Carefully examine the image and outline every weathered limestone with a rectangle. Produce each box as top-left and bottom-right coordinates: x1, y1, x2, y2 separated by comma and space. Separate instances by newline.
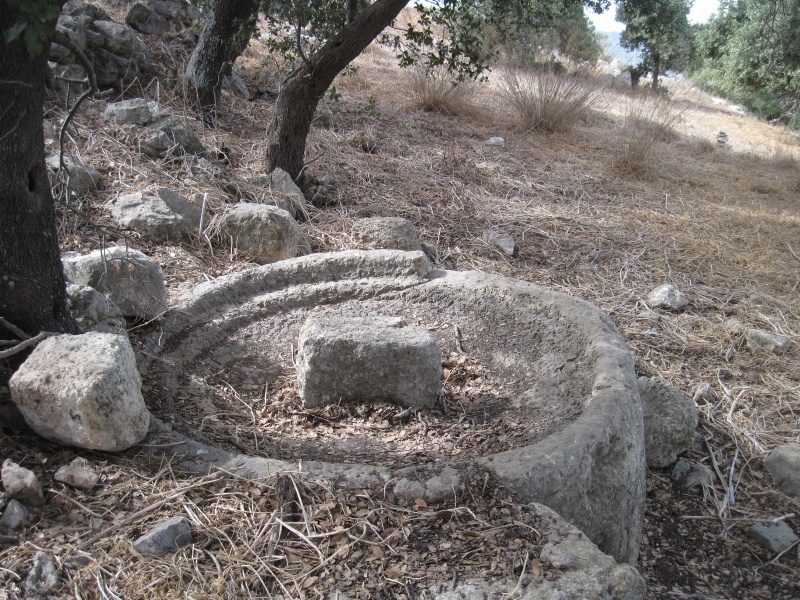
54, 458, 100, 491
220, 203, 300, 264
747, 521, 799, 554
639, 376, 698, 468
106, 188, 206, 241
647, 284, 687, 310
66, 283, 125, 334
62, 247, 167, 320
297, 317, 441, 409
765, 444, 800, 496
139, 117, 206, 158
352, 217, 422, 252
103, 98, 169, 125
482, 229, 516, 256
1, 460, 45, 507
133, 516, 193, 555
144, 251, 645, 564
9, 333, 150, 452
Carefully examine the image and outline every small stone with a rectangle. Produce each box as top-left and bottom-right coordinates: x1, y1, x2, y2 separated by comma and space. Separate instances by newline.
220, 203, 300, 265
1, 460, 45, 507
764, 444, 800, 497
104, 98, 169, 126
54, 458, 100, 491
125, 3, 171, 35
639, 376, 698, 468
744, 328, 792, 355
0, 499, 32, 531
647, 284, 687, 310
66, 283, 124, 333
747, 521, 799, 554
482, 229, 516, 256
692, 383, 719, 405
25, 552, 59, 596
352, 217, 422, 252
139, 117, 206, 158
672, 460, 692, 481
683, 463, 714, 489
133, 516, 193, 555
485, 136, 505, 146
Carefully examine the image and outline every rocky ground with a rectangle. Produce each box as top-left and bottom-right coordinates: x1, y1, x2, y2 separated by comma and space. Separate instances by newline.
1, 2, 800, 598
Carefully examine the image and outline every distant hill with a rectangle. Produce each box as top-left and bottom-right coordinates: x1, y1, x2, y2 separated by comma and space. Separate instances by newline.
597, 31, 641, 65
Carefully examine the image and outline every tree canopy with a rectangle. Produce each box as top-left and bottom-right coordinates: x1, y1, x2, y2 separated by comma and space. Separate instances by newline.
617, 0, 693, 90
690, 0, 800, 125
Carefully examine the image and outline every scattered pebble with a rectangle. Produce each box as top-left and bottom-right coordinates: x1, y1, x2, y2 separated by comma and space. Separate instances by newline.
485, 136, 505, 146
1, 460, 45, 507
54, 458, 100, 491
747, 521, 799, 554
25, 551, 59, 596
764, 444, 800, 497
0, 499, 32, 531
133, 516, 193, 555
482, 229, 516, 257
647, 284, 687, 310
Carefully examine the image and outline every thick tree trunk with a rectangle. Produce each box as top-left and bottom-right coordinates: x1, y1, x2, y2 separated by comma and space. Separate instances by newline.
266, 0, 409, 180
652, 52, 661, 91
184, 0, 260, 122
0, 1, 77, 338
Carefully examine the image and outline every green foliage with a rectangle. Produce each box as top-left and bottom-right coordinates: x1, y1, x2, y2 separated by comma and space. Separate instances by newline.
617, 0, 693, 87
2, 0, 60, 56
689, 0, 800, 125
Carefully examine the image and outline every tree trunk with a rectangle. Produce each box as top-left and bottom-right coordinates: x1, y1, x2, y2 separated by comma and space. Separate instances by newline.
266, 0, 409, 181
0, 1, 77, 339
652, 51, 661, 91
184, 0, 260, 122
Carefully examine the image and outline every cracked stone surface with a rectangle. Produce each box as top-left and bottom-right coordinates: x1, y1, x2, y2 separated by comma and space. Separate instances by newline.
140, 250, 645, 564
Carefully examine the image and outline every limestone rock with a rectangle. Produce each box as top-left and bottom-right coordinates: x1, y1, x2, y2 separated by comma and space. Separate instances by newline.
133, 516, 192, 555
9, 332, 150, 452
764, 444, 800, 496
50, 5, 151, 90
744, 327, 792, 355
0, 499, 32, 531
25, 552, 59, 596
485, 136, 505, 146
66, 283, 125, 334
222, 72, 250, 100
482, 229, 516, 256
139, 118, 205, 158
125, 3, 170, 34
220, 203, 300, 264
647, 284, 687, 310
62, 247, 168, 320
45, 154, 101, 194
747, 521, 799, 554
352, 217, 422, 252
54, 458, 100, 491
147, 0, 200, 27
103, 98, 169, 126
639, 376, 698, 468
240, 168, 305, 218
106, 190, 204, 241
1, 460, 45, 507
297, 316, 442, 409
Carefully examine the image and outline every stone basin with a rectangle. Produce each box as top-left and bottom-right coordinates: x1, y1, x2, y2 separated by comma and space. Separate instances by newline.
141, 250, 645, 564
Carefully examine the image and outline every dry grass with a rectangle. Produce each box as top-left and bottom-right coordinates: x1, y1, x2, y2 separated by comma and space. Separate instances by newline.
499, 66, 605, 133
612, 91, 684, 176
408, 65, 478, 116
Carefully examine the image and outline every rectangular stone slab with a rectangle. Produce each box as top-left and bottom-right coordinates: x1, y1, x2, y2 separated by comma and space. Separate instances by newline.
297, 316, 441, 409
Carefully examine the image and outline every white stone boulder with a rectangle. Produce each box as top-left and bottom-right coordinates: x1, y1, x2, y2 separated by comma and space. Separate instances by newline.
352, 217, 422, 252
106, 189, 206, 241
220, 203, 300, 264
297, 316, 442, 409
9, 332, 150, 452
640, 376, 698, 468
103, 98, 169, 126
62, 247, 167, 320
647, 284, 687, 310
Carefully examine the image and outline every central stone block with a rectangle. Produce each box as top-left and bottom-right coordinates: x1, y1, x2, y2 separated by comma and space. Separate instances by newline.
297, 316, 441, 409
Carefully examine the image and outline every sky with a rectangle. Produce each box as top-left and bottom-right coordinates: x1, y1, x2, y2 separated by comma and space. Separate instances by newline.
587, 0, 721, 32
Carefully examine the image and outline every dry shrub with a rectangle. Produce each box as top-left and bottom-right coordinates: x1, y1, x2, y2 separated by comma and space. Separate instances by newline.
613, 93, 684, 176
499, 66, 605, 133
409, 65, 477, 116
